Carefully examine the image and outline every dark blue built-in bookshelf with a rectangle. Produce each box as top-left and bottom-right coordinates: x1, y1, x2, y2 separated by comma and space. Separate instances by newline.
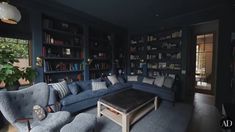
42, 15, 113, 82
42, 15, 84, 83
129, 29, 182, 77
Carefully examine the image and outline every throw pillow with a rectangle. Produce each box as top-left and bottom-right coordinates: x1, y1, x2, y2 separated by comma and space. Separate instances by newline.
142, 77, 155, 84
67, 82, 81, 95
127, 75, 138, 81
154, 76, 165, 87
33, 105, 47, 121
91, 81, 107, 91
117, 76, 125, 83
107, 75, 119, 85
163, 76, 175, 88
50, 81, 70, 99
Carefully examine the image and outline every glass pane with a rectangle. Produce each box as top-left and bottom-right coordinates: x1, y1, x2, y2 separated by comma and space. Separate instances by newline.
205, 34, 213, 43
205, 44, 212, 52
197, 35, 204, 44
198, 44, 204, 52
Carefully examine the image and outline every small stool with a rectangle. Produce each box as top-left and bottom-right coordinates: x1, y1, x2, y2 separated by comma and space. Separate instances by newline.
60, 113, 96, 132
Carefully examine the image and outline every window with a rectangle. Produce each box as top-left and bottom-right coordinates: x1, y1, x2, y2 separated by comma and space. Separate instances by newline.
0, 37, 31, 88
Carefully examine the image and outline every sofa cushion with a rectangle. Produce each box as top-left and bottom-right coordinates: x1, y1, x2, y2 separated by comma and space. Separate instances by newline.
76, 81, 92, 91
127, 75, 138, 81
107, 83, 130, 92
61, 89, 109, 106
163, 77, 175, 88
50, 81, 70, 99
117, 76, 126, 83
138, 76, 144, 82
91, 82, 107, 91
154, 76, 165, 87
67, 82, 81, 95
131, 82, 175, 101
107, 75, 119, 85
142, 77, 154, 84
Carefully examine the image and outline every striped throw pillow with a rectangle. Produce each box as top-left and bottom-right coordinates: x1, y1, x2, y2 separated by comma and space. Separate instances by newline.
50, 81, 70, 99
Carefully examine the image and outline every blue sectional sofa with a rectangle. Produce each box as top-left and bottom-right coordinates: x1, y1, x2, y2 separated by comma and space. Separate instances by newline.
49, 75, 179, 114
50, 81, 131, 114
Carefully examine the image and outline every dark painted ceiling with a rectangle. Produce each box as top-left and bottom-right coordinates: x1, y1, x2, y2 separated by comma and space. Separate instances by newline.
49, 0, 229, 29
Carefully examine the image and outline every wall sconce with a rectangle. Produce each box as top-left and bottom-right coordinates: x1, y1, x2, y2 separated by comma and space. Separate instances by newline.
0, 2, 21, 24
86, 58, 93, 65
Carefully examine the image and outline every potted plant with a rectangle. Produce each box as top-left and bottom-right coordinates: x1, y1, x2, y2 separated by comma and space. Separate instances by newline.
0, 46, 37, 91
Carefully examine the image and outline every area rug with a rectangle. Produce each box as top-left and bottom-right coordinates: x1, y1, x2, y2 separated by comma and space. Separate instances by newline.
85, 102, 193, 132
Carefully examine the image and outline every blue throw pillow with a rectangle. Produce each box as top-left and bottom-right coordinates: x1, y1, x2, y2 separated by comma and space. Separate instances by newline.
67, 82, 81, 95
117, 76, 126, 83
76, 81, 92, 91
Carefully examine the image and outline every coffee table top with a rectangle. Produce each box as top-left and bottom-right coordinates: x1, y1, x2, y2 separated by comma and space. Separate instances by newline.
99, 89, 155, 113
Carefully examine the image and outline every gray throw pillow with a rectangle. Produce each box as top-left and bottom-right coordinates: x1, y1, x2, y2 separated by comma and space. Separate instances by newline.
142, 77, 155, 84
163, 76, 175, 88
50, 81, 70, 99
154, 76, 165, 87
127, 75, 138, 81
107, 75, 119, 85
91, 81, 107, 91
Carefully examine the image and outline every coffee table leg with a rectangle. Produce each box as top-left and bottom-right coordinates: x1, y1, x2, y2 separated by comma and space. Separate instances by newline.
154, 97, 158, 110
97, 101, 101, 117
122, 114, 129, 132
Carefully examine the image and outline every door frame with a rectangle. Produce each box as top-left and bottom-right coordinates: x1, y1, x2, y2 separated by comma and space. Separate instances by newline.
192, 32, 216, 95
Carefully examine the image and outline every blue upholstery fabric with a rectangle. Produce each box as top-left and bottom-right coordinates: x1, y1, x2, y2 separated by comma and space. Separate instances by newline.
67, 82, 80, 95
76, 81, 92, 91
117, 76, 126, 83
60, 113, 96, 132
62, 89, 109, 106
60, 82, 131, 113
0, 83, 71, 132
130, 82, 176, 102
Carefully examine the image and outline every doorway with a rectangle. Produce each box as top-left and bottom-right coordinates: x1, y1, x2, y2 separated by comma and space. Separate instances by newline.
195, 33, 214, 94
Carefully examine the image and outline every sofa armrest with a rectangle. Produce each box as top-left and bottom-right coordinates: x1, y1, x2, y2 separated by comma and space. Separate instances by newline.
48, 87, 61, 112
48, 87, 59, 105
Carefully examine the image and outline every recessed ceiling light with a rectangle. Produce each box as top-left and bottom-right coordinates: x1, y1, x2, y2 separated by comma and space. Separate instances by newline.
155, 14, 159, 17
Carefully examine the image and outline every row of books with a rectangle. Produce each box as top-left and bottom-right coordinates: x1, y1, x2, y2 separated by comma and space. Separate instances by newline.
147, 63, 181, 70
44, 62, 83, 72
90, 63, 110, 70
147, 52, 181, 60
146, 30, 182, 42
129, 46, 145, 52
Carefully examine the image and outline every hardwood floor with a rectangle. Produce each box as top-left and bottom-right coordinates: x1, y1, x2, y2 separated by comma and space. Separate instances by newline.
188, 93, 222, 132
0, 93, 222, 132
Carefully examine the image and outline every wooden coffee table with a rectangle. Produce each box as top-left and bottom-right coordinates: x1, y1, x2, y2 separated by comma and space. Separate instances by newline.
97, 89, 158, 132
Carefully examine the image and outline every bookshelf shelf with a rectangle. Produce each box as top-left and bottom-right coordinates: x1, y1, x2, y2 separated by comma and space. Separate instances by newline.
44, 70, 83, 74
43, 43, 82, 48
44, 57, 83, 61
43, 27, 73, 36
